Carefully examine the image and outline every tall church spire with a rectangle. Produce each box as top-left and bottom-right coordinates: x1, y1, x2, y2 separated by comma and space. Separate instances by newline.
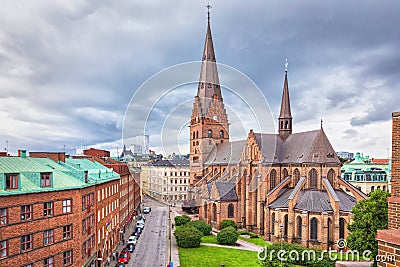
197, 5, 222, 115
278, 59, 293, 138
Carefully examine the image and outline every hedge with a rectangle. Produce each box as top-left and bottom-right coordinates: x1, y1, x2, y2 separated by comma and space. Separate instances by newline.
174, 215, 191, 226
187, 220, 212, 236
220, 219, 237, 230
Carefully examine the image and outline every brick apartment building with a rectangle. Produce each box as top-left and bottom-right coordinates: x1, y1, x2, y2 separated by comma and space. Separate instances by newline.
0, 151, 136, 267
81, 149, 141, 236
376, 111, 400, 266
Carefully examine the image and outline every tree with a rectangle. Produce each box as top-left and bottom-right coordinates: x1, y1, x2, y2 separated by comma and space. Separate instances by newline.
187, 220, 212, 235
174, 225, 203, 248
217, 226, 239, 245
347, 189, 390, 266
220, 219, 237, 230
174, 215, 191, 226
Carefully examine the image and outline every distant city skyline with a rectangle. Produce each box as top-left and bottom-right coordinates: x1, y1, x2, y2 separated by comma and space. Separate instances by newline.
0, 1, 398, 158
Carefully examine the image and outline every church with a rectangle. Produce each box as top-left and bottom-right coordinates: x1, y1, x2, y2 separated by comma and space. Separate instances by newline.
187, 11, 368, 250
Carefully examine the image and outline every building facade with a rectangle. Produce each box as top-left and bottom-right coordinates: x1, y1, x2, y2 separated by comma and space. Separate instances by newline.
341, 152, 391, 194
187, 14, 367, 250
376, 111, 400, 266
147, 158, 190, 203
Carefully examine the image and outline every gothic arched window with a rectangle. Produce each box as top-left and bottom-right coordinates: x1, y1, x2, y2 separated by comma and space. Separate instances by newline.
270, 169, 277, 190
339, 218, 346, 240
208, 130, 212, 138
327, 169, 335, 185
271, 213, 275, 236
310, 218, 318, 240
297, 216, 302, 238
219, 130, 224, 138
294, 169, 300, 185
309, 168, 318, 189
212, 203, 217, 221
283, 168, 288, 179
228, 204, 234, 218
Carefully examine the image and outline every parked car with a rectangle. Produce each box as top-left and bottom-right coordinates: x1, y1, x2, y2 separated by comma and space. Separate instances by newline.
136, 221, 145, 229
118, 250, 130, 264
126, 243, 135, 253
127, 235, 137, 245
143, 207, 151, 214
115, 263, 125, 267
135, 227, 143, 234
140, 215, 146, 221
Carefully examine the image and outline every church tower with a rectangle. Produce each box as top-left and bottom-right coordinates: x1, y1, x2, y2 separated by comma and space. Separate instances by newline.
278, 60, 293, 139
190, 8, 229, 186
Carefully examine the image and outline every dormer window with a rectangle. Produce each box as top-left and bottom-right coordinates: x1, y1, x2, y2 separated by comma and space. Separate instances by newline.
41, 172, 51, 187
5, 173, 18, 190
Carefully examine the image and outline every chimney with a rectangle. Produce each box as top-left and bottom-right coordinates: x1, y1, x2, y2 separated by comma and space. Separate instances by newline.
18, 150, 27, 158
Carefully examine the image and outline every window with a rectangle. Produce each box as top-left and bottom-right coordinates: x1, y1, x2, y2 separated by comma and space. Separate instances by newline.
271, 213, 275, 236
44, 256, 54, 267
219, 130, 224, 138
21, 234, 33, 251
297, 216, 302, 238
0, 240, 7, 258
309, 169, 318, 189
44, 202, 53, 217
283, 214, 288, 238
21, 205, 32, 221
63, 250, 73, 266
62, 199, 72, 214
269, 170, 277, 190
63, 225, 72, 239
339, 218, 346, 240
212, 203, 217, 222
283, 168, 288, 179
5, 173, 18, 189
82, 219, 87, 234
371, 186, 375, 192
310, 218, 318, 240
228, 204, 234, 218
208, 130, 212, 138
0, 208, 7, 225
44, 229, 54, 245
327, 169, 335, 185
40, 172, 51, 187
293, 169, 300, 185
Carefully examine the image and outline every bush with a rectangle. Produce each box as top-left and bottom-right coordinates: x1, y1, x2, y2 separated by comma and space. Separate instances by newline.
258, 242, 336, 267
220, 219, 237, 230
175, 215, 191, 226
174, 225, 202, 248
217, 226, 239, 245
239, 231, 258, 238
187, 220, 212, 236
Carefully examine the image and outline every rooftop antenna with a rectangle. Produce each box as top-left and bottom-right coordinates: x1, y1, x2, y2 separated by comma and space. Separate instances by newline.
206, 2, 212, 22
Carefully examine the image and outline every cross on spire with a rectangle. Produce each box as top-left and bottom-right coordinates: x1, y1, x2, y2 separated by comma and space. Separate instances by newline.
206, 3, 212, 22
285, 58, 289, 72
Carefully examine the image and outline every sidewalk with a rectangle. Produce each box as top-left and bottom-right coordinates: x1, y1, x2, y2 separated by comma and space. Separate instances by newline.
108, 216, 139, 266
170, 207, 182, 267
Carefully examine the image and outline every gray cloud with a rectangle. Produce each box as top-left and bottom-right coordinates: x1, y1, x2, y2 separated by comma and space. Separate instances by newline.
0, 0, 398, 157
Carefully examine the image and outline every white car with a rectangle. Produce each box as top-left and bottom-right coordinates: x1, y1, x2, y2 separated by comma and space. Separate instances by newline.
136, 221, 145, 229
143, 207, 151, 214
127, 236, 137, 245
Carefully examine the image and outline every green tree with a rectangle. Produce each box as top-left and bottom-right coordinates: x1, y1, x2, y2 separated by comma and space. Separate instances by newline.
220, 219, 237, 230
187, 220, 212, 235
217, 226, 239, 245
347, 189, 390, 266
174, 215, 191, 226
174, 225, 203, 248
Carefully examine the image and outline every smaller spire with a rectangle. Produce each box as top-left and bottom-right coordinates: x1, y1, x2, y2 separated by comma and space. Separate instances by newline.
321, 118, 323, 130
206, 2, 212, 23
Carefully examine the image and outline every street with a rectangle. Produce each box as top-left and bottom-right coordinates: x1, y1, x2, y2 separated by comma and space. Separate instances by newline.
128, 197, 169, 267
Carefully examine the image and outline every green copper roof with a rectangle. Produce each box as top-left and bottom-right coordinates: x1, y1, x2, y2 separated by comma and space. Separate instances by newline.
0, 157, 88, 196
0, 157, 120, 196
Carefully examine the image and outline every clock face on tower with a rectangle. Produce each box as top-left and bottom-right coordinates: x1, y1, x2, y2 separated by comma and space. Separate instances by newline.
213, 115, 218, 120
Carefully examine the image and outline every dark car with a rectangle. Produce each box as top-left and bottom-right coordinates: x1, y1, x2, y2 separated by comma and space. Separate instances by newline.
126, 243, 135, 253
135, 227, 143, 234
115, 263, 125, 267
118, 250, 130, 264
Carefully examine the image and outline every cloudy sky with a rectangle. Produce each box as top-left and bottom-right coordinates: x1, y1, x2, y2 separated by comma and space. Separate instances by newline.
0, 0, 398, 158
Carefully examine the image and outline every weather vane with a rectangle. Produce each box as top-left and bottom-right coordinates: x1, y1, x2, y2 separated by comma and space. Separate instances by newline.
206, 2, 212, 22
285, 58, 288, 72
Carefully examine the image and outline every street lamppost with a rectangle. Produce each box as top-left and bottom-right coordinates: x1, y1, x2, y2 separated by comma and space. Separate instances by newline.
167, 176, 172, 266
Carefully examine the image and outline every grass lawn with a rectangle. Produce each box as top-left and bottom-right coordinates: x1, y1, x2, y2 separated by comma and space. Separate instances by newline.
179, 245, 261, 267
201, 235, 218, 244
238, 236, 271, 247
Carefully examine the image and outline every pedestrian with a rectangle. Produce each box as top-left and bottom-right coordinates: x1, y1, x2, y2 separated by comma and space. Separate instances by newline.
112, 252, 116, 261
106, 256, 110, 266
172, 223, 175, 229
116, 252, 119, 260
